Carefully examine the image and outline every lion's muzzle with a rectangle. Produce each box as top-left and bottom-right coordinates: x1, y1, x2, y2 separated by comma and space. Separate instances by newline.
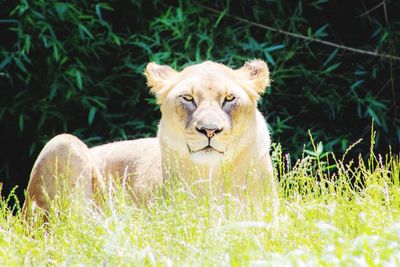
195, 126, 223, 138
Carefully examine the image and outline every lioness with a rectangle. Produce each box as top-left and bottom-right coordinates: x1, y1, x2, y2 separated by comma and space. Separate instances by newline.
23, 60, 277, 214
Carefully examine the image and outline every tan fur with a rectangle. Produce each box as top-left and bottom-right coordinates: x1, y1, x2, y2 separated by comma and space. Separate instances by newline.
23, 60, 277, 215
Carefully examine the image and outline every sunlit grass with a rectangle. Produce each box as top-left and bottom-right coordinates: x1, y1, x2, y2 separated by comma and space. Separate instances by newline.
1, 144, 400, 266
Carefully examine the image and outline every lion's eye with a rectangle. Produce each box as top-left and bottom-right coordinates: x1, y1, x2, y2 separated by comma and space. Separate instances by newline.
224, 94, 235, 102
182, 95, 194, 102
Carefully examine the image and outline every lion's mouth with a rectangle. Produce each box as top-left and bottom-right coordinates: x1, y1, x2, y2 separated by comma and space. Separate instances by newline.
187, 144, 224, 154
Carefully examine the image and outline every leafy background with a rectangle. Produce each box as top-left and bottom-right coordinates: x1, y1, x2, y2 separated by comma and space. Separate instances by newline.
1, 0, 399, 201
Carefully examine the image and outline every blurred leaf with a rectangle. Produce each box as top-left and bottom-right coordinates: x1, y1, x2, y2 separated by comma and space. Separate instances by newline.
68, 69, 83, 90
14, 57, 27, 73
0, 57, 11, 69
88, 107, 96, 125
322, 48, 338, 66
213, 9, 227, 28
307, 27, 312, 37
284, 51, 295, 61
53, 44, 60, 61
263, 51, 275, 65
314, 24, 329, 38
367, 107, 381, 125
310, 0, 329, 10
78, 24, 94, 40
49, 85, 57, 100
54, 3, 69, 19
29, 142, 36, 156
18, 114, 24, 132
317, 142, 323, 156
22, 35, 31, 53
324, 63, 340, 73
265, 44, 285, 52
354, 69, 367, 76
350, 80, 364, 90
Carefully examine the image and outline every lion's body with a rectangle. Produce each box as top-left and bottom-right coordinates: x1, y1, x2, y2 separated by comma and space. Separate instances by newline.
23, 60, 277, 215
90, 138, 162, 201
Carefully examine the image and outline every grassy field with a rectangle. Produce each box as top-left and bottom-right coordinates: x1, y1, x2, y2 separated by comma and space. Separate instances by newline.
1, 141, 399, 266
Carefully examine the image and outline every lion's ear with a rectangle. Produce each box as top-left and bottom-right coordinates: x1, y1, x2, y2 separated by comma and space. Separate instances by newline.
237, 59, 270, 94
144, 62, 178, 95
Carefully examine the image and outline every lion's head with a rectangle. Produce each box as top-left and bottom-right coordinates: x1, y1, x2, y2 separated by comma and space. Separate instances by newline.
144, 60, 270, 167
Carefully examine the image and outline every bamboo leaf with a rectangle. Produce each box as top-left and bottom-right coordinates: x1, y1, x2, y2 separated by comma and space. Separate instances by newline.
14, 57, 27, 73
74, 69, 83, 90
18, 114, 24, 132
324, 63, 340, 73
265, 44, 285, 52
350, 80, 364, 90
78, 24, 94, 40
88, 107, 96, 125
322, 48, 338, 66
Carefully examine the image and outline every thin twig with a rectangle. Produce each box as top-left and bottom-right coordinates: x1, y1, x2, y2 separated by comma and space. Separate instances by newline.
358, 2, 384, 17
382, 0, 390, 25
196, 3, 400, 61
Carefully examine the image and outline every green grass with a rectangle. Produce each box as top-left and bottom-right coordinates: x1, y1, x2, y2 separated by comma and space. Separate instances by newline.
1, 144, 400, 266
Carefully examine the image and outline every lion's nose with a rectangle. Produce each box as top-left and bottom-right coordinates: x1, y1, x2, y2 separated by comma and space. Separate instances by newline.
196, 127, 223, 138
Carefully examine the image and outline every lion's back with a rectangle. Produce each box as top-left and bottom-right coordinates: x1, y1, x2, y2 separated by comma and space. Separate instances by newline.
90, 137, 162, 193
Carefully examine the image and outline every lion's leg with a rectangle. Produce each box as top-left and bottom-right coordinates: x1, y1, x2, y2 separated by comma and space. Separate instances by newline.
22, 134, 103, 216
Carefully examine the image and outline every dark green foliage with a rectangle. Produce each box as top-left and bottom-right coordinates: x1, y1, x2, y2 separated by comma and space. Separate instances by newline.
1, 0, 399, 199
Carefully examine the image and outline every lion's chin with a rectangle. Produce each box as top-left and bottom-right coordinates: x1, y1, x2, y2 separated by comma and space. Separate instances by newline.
190, 149, 224, 166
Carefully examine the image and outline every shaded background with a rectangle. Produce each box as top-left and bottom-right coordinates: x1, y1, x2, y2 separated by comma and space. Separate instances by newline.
1, 0, 399, 202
